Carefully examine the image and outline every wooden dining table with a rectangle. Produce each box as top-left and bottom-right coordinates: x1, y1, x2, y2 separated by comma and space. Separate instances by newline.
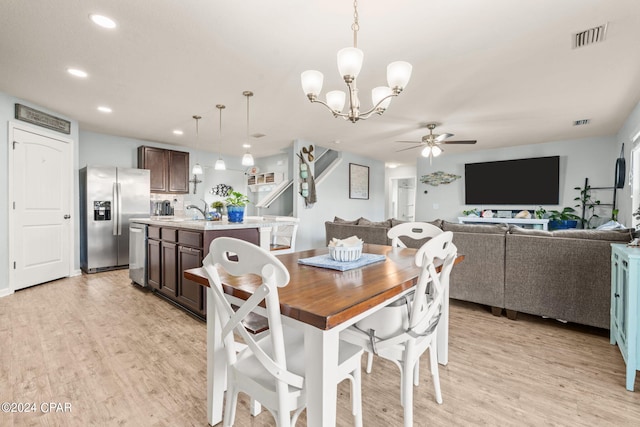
184, 243, 463, 427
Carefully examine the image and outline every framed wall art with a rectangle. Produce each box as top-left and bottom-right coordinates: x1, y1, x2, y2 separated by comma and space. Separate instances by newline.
349, 163, 369, 200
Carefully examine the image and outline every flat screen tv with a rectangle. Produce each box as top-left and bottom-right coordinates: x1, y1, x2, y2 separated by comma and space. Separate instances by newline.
464, 156, 560, 205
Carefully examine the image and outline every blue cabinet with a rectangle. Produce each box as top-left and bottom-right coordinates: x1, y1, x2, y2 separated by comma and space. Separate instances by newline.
610, 244, 640, 391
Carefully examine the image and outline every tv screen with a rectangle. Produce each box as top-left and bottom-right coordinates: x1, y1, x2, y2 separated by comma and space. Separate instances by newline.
464, 156, 560, 205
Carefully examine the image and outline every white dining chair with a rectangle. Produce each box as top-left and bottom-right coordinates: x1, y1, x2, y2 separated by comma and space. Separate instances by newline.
341, 231, 457, 427
363, 222, 444, 373
269, 216, 300, 255
203, 237, 363, 427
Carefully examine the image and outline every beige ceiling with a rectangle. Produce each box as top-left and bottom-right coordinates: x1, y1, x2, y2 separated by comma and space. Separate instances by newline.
2, 0, 640, 166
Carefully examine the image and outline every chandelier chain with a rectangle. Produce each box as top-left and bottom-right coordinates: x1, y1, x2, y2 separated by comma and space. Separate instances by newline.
352, 0, 359, 48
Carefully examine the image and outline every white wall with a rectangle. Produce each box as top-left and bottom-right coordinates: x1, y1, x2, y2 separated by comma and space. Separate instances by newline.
415, 136, 619, 224
614, 101, 640, 227
0, 92, 79, 296
292, 139, 386, 251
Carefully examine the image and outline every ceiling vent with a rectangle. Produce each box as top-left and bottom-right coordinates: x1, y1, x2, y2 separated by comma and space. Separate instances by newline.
573, 23, 607, 48
251, 133, 266, 138
573, 119, 591, 126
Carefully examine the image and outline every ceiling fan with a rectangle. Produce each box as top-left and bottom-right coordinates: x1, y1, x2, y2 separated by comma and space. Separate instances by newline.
396, 123, 477, 161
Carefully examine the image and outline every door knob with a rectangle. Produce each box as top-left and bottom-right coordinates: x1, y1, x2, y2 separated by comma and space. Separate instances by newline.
64, 214, 71, 219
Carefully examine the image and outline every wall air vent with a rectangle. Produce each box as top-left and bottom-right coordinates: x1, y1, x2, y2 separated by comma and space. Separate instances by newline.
573, 23, 607, 48
573, 119, 591, 126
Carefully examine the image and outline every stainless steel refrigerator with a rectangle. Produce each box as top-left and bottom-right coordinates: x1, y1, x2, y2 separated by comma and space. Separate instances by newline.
80, 166, 150, 273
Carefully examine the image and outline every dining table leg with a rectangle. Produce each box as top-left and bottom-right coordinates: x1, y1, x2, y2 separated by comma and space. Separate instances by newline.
207, 287, 226, 426
303, 323, 339, 427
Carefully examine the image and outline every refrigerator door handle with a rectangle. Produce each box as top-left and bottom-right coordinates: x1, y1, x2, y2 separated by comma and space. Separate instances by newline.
113, 182, 118, 236
117, 182, 123, 236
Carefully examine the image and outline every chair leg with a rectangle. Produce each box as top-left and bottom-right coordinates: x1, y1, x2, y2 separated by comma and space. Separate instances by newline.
366, 352, 373, 374
223, 383, 238, 427
402, 363, 414, 427
429, 343, 443, 404
352, 368, 363, 427
250, 399, 262, 416
414, 359, 420, 386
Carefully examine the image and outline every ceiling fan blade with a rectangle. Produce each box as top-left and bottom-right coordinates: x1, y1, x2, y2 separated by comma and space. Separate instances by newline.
395, 140, 423, 144
435, 133, 454, 142
442, 140, 477, 144
395, 145, 423, 152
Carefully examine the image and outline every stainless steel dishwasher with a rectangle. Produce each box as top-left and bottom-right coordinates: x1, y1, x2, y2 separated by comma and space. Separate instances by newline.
129, 223, 147, 287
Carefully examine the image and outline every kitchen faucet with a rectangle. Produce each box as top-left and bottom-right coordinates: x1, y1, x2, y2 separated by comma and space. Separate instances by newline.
186, 199, 208, 219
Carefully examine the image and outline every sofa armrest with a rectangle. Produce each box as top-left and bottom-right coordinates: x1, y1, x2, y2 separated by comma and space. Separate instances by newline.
449, 231, 505, 308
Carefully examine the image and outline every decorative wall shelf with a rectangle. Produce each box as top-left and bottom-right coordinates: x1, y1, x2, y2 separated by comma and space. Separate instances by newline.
247, 172, 284, 192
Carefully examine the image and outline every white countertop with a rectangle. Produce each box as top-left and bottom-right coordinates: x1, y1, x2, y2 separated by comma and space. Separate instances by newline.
131, 217, 294, 231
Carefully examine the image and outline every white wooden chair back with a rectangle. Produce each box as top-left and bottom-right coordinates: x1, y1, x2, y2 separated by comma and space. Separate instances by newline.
202, 237, 304, 391
365, 232, 456, 351
270, 216, 300, 255
387, 222, 442, 248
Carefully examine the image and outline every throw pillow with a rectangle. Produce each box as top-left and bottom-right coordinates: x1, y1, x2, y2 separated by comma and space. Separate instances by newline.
358, 218, 392, 228
334, 216, 359, 225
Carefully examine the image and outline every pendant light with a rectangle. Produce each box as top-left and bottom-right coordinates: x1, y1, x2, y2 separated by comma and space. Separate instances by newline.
241, 90, 255, 167
215, 104, 226, 171
191, 115, 203, 175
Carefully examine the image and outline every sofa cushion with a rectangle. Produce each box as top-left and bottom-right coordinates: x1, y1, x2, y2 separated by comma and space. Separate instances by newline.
442, 221, 509, 234
358, 218, 392, 228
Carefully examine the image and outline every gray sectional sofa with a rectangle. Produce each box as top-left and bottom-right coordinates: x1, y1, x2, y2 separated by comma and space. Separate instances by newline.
325, 217, 634, 329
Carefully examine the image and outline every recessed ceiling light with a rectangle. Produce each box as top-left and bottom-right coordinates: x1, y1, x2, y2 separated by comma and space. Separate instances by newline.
242, 144, 251, 148
89, 14, 117, 29
67, 68, 88, 78
173, 130, 184, 136
97, 106, 112, 113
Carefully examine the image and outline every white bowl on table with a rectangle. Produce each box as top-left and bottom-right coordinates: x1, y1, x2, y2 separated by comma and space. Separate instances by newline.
328, 244, 363, 262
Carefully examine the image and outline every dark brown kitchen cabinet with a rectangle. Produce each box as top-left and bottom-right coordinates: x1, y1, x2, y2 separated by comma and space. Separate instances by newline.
147, 237, 161, 290
159, 241, 178, 298
146, 226, 205, 319
177, 246, 204, 316
138, 146, 189, 194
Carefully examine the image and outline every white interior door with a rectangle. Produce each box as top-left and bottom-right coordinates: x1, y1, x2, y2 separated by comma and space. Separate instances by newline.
10, 125, 72, 290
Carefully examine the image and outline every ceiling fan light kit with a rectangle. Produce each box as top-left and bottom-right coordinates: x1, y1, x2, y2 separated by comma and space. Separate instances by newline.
396, 122, 477, 162
301, 0, 412, 123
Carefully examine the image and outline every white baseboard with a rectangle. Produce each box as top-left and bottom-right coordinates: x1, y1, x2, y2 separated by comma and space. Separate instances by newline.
0, 288, 15, 298
70, 269, 82, 277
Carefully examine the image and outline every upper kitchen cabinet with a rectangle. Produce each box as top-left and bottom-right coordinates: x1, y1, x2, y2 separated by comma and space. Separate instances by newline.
138, 146, 189, 193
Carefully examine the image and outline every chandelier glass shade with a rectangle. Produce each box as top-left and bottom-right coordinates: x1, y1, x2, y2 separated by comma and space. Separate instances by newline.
301, 0, 412, 123
215, 105, 226, 171
191, 115, 203, 175
241, 91, 255, 167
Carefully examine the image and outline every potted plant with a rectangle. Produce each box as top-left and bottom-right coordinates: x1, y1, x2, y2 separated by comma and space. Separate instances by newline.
547, 207, 580, 230
210, 201, 225, 221
574, 184, 601, 229
534, 206, 546, 220
225, 191, 250, 223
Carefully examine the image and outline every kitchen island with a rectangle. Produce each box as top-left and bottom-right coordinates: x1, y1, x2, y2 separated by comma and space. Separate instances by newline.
131, 217, 296, 319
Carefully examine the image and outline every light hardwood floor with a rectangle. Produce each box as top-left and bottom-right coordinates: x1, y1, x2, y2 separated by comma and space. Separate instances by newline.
1, 269, 639, 426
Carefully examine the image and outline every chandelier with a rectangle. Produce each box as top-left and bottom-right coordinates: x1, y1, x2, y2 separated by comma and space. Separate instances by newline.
215, 104, 226, 170
301, 0, 412, 123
